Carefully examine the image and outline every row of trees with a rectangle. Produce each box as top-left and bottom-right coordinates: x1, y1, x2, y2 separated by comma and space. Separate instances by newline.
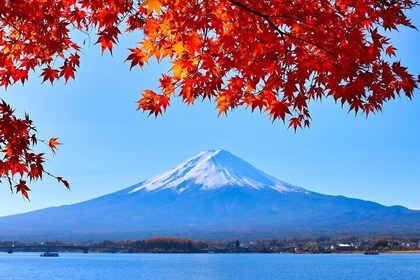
98, 237, 207, 253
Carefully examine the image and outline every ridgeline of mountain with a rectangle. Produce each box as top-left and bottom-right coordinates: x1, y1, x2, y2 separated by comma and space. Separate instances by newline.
0, 150, 419, 240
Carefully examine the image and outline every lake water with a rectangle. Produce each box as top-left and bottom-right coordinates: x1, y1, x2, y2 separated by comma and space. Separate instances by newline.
0, 253, 419, 280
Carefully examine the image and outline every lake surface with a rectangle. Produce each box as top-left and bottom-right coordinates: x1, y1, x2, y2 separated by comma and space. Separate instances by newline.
0, 253, 419, 280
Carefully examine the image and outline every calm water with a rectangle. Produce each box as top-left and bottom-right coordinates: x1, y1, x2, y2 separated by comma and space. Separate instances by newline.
0, 253, 419, 280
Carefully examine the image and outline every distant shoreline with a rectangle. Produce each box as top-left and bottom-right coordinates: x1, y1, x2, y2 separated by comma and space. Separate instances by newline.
3, 250, 420, 255
2, 237, 419, 254
3, 251, 420, 255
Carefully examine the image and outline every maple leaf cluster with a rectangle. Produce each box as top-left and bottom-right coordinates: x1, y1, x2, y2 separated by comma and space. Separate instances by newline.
130, 0, 419, 130
1, 0, 79, 86
0, 101, 68, 200
0, 0, 132, 198
1, 0, 418, 127
0, 0, 419, 196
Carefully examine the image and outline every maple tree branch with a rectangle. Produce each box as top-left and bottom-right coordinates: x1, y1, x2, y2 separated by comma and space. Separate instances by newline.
227, 0, 381, 82
228, 0, 284, 34
196, 0, 210, 70
227, 0, 336, 57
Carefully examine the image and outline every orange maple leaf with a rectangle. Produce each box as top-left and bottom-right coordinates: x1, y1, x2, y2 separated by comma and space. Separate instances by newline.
48, 137, 61, 154
143, 0, 162, 14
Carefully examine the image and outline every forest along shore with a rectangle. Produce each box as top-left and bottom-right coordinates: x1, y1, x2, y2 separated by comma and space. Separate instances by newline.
1, 237, 420, 254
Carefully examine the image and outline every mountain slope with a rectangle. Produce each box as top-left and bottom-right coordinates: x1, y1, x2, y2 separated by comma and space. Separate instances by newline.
0, 150, 419, 240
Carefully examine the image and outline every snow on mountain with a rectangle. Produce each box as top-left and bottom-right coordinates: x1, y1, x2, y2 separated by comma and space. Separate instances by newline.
129, 149, 306, 194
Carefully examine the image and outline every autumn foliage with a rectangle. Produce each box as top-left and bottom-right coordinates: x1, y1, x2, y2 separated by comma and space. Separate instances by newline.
0, 101, 68, 200
0, 0, 419, 197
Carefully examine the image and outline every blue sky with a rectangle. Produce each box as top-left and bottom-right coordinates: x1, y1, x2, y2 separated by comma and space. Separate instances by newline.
0, 16, 419, 216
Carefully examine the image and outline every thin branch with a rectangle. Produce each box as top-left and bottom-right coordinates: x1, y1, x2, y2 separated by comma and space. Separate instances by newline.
227, 0, 336, 57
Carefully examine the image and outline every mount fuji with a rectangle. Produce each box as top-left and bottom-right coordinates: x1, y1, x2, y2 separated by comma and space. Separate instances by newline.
0, 150, 419, 240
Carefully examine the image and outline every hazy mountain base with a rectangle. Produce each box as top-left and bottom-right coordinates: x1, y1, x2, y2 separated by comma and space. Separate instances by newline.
1, 188, 419, 241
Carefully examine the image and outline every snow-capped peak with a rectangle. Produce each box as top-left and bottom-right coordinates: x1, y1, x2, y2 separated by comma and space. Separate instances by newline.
129, 150, 307, 194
